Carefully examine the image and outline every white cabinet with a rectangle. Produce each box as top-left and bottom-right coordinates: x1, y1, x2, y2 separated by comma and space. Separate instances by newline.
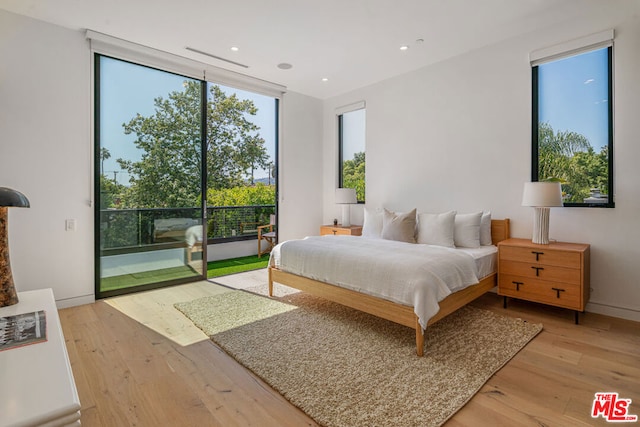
0, 289, 81, 427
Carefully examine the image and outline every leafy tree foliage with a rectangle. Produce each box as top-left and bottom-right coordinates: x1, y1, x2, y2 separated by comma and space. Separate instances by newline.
99, 147, 111, 176
207, 183, 275, 206
569, 146, 609, 202
205, 84, 270, 189
116, 82, 271, 208
99, 174, 126, 208
342, 151, 365, 202
205, 183, 276, 239
538, 122, 609, 203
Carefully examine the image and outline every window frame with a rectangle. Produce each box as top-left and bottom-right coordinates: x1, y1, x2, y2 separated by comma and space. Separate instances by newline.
93, 53, 281, 299
337, 113, 346, 187
337, 103, 366, 204
531, 45, 614, 208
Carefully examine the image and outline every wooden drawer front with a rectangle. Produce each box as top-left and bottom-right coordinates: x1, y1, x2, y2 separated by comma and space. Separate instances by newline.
499, 245, 581, 268
499, 274, 581, 309
500, 260, 581, 285
321, 227, 351, 236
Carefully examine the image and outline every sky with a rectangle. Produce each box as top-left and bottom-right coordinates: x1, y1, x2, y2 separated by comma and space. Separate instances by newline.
341, 108, 366, 161
99, 56, 276, 185
99, 47, 605, 188
538, 47, 609, 151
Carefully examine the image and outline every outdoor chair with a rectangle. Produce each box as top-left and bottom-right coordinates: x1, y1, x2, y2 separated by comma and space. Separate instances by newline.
257, 214, 277, 258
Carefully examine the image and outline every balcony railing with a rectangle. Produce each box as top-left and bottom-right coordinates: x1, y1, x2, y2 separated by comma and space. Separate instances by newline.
100, 205, 275, 253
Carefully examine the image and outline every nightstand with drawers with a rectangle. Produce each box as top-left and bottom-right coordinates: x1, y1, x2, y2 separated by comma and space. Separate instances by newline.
320, 224, 362, 236
497, 238, 590, 324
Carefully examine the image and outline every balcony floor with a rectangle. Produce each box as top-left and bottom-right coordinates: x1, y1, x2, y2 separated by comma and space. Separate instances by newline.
207, 255, 269, 278
100, 255, 269, 292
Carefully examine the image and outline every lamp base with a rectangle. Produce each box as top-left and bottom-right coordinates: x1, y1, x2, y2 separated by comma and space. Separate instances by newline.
531, 207, 551, 245
0, 207, 19, 307
341, 204, 351, 227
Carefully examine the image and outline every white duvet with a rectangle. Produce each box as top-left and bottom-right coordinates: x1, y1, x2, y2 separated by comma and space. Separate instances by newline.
270, 235, 481, 329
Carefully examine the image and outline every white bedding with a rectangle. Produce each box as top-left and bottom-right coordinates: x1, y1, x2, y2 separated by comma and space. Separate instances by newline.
270, 235, 494, 329
457, 245, 498, 280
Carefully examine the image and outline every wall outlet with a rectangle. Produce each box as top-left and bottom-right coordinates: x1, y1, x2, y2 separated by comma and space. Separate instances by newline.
65, 219, 77, 232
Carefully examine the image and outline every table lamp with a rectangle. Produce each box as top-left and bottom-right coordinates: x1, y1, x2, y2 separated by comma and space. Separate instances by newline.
522, 182, 562, 244
335, 188, 357, 227
0, 187, 30, 307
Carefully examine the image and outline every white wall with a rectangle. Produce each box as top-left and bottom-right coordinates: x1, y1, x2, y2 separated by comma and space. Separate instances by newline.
279, 92, 324, 242
322, 8, 640, 321
0, 10, 94, 307
0, 9, 324, 307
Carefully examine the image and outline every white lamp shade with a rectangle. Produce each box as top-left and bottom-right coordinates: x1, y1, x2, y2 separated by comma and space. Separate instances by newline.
522, 182, 563, 207
335, 188, 357, 204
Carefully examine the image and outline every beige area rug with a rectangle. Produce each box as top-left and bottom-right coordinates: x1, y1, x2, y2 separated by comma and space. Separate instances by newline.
175, 286, 542, 427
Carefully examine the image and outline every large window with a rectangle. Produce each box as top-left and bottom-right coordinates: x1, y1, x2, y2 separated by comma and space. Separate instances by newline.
95, 55, 278, 298
532, 43, 613, 207
338, 107, 366, 203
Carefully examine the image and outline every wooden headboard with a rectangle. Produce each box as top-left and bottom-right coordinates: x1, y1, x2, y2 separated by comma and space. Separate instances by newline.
491, 218, 510, 244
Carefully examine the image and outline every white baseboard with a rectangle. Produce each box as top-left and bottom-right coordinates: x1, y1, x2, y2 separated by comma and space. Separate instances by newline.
55, 294, 95, 309
586, 301, 640, 323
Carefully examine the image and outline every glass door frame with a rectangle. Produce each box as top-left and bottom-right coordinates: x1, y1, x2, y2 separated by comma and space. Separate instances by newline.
93, 54, 208, 299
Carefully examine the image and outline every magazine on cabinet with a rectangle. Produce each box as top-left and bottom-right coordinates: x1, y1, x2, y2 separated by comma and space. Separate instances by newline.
0, 310, 47, 352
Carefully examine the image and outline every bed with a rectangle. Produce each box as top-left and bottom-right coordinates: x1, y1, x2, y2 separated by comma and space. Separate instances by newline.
268, 218, 510, 356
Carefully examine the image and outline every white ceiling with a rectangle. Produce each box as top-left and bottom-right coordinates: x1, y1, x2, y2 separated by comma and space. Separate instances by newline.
0, 0, 624, 99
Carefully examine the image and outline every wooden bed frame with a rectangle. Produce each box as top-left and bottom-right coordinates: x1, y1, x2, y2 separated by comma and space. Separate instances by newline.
268, 219, 510, 356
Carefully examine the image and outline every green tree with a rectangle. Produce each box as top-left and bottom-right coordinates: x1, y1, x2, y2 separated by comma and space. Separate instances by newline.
237, 134, 270, 185
99, 174, 126, 209
207, 182, 275, 206
569, 146, 609, 201
206, 84, 268, 191
117, 82, 270, 208
99, 147, 111, 176
206, 183, 276, 239
538, 122, 608, 203
342, 151, 365, 202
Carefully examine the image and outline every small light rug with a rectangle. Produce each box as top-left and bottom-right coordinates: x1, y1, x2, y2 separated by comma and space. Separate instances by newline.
175, 286, 542, 427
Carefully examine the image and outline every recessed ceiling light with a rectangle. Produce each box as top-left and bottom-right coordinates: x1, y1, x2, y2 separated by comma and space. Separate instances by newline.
400, 45, 409, 51
277, 63, 293, 70
321, 78, 329, 82
230, 46, 239, 52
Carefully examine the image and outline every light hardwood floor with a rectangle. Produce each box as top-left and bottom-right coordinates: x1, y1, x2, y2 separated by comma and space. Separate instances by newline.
58, 270, 640, 426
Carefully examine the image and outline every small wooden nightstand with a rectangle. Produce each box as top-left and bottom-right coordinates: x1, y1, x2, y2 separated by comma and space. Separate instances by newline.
320, 224, 362, 236
498, 238, 590, 324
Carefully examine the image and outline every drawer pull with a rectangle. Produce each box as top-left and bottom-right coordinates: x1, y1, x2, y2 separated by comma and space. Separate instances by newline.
531, 266, 545, 276
531, 251, 544, 261
551, 287, 566, 298
512, 281, 524, 291
332, 230, 337, 235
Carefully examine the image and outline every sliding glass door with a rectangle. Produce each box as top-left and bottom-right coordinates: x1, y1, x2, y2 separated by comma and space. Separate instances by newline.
95, 56, 206, 297
204, 83, 278, 261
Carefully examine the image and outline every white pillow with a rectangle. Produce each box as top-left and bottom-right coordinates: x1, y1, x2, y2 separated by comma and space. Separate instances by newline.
480, 211, 492, 246
416, 211, 456, 247
381, 208, 417, 243
454, 212, 483, 248
362, 207, 383, 238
